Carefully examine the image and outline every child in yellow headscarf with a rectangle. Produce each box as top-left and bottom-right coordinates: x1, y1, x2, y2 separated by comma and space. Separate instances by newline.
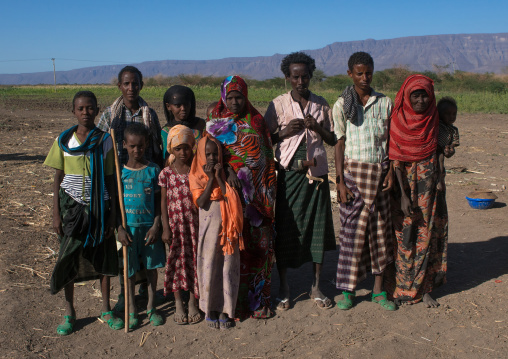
158, 125, 201, 325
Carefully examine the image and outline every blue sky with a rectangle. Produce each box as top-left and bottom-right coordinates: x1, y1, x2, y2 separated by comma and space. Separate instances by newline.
1, 0, 506, 74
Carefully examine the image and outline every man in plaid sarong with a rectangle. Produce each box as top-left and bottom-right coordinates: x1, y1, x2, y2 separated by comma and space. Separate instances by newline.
332, 52, 396, 311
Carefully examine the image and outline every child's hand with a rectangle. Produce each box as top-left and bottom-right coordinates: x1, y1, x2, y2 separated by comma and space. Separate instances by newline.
145, 225, 159, 246
53, 214, 63, 236
161, 228, 173, 244
117, 226, 132, 247
203, 164, 214, 179
444, 145, 455, 158
214, 163, 223, 178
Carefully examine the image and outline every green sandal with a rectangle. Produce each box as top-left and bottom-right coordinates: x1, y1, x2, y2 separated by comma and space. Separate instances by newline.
100, 311, 125, 330
372, 291, 397, 311
129, 313, 139, 329
336, 291, 356, 310
147, 308, 163, 327
56, 315, 76, 336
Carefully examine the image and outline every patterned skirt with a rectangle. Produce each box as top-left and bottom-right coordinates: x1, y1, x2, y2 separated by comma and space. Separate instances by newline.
235, 217, 274, 319
386, 155, 448, 304
275, 144, 336, 268
336, 159, 393, 292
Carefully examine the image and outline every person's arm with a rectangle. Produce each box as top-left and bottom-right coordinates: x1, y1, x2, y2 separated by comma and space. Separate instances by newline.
214, 164, 226, 194
160, 187, 173, 244
394, 164, 411, 217
104, 175, 117, 239
196, 164, 216, 208
145, 191, 161, 245
52, 170, 65, 236
334, 138, 354, 203
437, 152, 446, 192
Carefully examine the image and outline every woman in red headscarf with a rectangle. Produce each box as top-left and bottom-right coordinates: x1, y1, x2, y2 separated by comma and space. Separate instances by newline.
387, 74, 447, 307
206, 76, 277, 319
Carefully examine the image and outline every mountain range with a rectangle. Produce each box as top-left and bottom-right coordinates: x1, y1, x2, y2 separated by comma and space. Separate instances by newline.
1, 33, 507, 85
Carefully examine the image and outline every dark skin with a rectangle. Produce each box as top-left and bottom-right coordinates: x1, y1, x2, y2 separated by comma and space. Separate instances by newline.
195, 140, 231, 327
272, 63, 335, 146
274, 63, 336, 310
160, 143, 201, 323
118, 71, 143, 113
395, 89, 439, 308
437, 103, 458, 191
52, 96, 117, 323
334, 64, 393, 302
116, 133, 161, 316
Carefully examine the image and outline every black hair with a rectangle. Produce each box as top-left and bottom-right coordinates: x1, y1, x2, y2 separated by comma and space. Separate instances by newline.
280, 52, 316, 78
72, 90, 98, 110
124, 122, 149, 141
117, 65, 143, 84
437, 96, 458, 114
348, 52, 374, 72
163, 85, 197, 127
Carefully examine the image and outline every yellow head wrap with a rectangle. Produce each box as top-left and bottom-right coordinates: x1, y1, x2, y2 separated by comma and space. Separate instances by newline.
167, 125, 196, 164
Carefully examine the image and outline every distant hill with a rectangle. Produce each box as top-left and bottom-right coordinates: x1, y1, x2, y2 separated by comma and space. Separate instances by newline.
1, 33, 507, 85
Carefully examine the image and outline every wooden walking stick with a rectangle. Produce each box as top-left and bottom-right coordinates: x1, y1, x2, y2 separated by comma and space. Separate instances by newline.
110, 129, 129, 333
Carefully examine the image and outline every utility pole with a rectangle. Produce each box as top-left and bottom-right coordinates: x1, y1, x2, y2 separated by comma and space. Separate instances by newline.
52, 58, 56, 92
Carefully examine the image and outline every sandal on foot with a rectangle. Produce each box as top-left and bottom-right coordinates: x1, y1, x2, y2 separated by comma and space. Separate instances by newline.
187, 311, 203, 325
206, 317, 219, 329
147, 308, 163, 326
219, 318, 233, 330
372, 291, 397, 311
173, 312, 188, 325
336, 291, 356, 310
311, 297, 333, 310
276, 297, 290, 311
56, 315, 76, 336
100, 311, 124, 330
250, 307, 273, 319
128, 313, 139, 329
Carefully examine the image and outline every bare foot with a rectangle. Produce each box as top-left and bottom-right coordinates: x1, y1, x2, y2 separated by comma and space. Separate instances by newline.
187, 296, 202, 324
277, 283, 290, 310
423, 293, 440, 308
310, 286, 332, 309
174, 299, 187, 324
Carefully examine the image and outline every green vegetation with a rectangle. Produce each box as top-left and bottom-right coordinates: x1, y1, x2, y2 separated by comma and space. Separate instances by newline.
1, 68, 507, 113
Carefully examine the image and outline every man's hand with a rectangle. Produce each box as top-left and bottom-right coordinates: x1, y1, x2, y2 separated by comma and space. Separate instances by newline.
117, 226, 132, 247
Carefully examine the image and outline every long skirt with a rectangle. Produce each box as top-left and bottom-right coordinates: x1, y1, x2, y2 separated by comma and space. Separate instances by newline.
236, 217, 274, 319
275, 144, 336, 268
197, 201, 240, 318
50, 189, 118, 294
336, 159, 393, 292
387, 155, 448, 304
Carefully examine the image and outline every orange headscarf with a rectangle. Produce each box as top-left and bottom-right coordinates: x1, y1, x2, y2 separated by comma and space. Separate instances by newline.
189, 134, 244, 255
389, 74, 439, 162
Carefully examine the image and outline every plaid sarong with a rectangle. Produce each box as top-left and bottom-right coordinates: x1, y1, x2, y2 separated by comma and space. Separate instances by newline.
336, 158, 393, 292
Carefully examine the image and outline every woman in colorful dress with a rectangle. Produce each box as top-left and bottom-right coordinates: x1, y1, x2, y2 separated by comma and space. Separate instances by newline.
161, 85, 205, 161
206, 75, 277, 319
388, 74, 447, 307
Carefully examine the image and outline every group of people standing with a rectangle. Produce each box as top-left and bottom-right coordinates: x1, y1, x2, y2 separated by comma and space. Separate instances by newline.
45, 50, 458, 335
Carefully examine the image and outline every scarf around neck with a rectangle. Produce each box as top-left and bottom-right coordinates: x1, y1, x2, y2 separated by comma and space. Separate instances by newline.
58, 126, 108, 247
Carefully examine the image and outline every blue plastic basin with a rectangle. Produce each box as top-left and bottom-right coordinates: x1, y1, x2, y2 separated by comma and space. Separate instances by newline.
465, 196, 495, 210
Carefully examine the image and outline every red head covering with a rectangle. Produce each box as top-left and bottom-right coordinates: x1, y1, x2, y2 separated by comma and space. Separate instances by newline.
188, 134, 244, 255
389, 74, 439, 162
209, 75, 262, 120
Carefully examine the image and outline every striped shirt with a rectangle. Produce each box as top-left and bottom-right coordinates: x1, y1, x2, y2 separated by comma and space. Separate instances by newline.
44, 133, 115, 204
333, 90, 392, 164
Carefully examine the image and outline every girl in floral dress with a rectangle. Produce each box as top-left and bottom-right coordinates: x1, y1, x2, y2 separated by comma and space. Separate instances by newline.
159, 125, 202, 324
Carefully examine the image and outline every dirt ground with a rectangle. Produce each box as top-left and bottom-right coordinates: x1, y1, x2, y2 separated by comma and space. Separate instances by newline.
0, 101, 507, 359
